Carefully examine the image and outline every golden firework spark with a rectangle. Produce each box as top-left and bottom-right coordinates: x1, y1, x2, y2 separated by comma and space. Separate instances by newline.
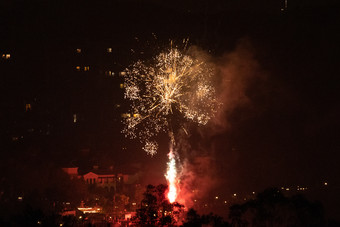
122, 41, 217, 155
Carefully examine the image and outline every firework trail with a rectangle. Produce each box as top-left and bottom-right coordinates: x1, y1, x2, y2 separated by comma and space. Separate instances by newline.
122, 40, 218, 202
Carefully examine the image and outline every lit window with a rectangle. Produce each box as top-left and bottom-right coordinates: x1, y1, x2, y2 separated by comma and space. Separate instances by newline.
76, 48, 81, 53
106, 71, 114, 76
2, 54, 10, 59
25, 104, 31, 111
84, 66, 90, 71
76, 66, 81, 71
107, 48, 112, 53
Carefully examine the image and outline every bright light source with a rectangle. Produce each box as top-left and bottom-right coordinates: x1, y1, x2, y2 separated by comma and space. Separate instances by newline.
2, 54, 10, 59
76, 48, 81, 53
324, 182, 328, 186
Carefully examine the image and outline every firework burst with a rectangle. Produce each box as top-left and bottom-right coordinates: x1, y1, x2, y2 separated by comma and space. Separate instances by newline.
122, 41, 217, 155
122, 40, 218, 203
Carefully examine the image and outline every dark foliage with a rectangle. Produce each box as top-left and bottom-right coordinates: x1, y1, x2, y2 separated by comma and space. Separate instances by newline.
136, 184, 184, 226
229, 188, 327, 227
182, 208, 230, 227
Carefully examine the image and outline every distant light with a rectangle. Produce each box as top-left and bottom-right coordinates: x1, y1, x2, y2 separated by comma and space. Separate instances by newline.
73, 114, 77, 123
76, 66, 81, 71
119, 72, 126, 76
2, 54, 10, 59
106, 71, 114, 76
25, 103, 31, 111
37, 221, 42, 224
233, 193, 237, 197
224, 201, 227, 204
76, 48, 81, 53
84, 66, 90, 71
120, 83, 125, 89
215, 196, 219, 200
79, 216, 82, 219
324, 182, 328, 186
107, 48, 112, 53
18, 196, 23, 201
60, 224, 63, 227
286, 188, 290, 191
132, 202, 136, 206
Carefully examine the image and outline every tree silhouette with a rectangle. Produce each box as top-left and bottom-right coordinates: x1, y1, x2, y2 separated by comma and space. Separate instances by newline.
136, 184, 184, 226
183, 208, 230, 227
229, 188, 326, 227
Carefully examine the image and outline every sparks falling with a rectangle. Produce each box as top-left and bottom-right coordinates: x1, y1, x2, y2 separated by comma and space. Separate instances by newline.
122, 40, 218, 203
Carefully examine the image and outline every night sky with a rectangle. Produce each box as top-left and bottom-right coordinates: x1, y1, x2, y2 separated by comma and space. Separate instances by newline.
1, 0, 340, 220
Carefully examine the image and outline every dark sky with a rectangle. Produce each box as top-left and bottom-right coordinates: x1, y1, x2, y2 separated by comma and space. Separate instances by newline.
1, 0, 340, 219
